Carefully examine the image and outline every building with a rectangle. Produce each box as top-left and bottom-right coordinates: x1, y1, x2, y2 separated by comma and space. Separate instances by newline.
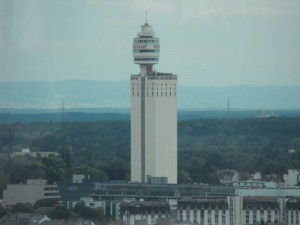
2, 179, 60, 207
54, 175, 300, 225
131, 20, 177, 184
285, 198, 300, 225
283, 169, 300, 187
177, 197, 230, 225
122, 201, 170, 225
232, 180, 278, 188
217, 169, 239, 185
94, 183, 235, 201
11, 148, 59, 158
57, 174, 95, 208
70, 197, 106, 215
242, 197, 280, 225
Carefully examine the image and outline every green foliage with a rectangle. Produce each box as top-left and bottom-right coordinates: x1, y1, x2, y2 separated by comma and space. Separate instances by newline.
34, 198, 59, 209
87, 168, 109, 182
60, 148, 71, 169
103, 157, 129, 181
39, 155, 67, 184
11, 202, 33, 213
48, 205, 71, 220
73, 202, 103, 220
0, 172, 9, 198
189, 162, 220, 185
0, 118, 300, 187
0, 205, 7, 219
178, 169, 192, 184
10, 164, 45, 184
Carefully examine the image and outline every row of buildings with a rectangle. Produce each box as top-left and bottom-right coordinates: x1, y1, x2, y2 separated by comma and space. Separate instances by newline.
11, 148, 59, 158
2, 175, 300, 225
218, 169, 300, 188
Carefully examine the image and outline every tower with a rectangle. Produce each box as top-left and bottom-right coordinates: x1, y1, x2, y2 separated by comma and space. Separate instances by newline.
131, 20, 177, 184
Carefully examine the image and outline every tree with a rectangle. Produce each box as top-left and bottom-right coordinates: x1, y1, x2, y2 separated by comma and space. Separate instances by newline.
103, 157, 129, 181
0, 205, 7, 219
48, 205, 71, 220
10, 165, 44, 184
11, 203, 33, 213
178, 169, 192, 184
73, 202, 103, 220
88, 168, 108, 182
207, 152, 226, 169
34, 198, 59, 209
0, 172, 9, 198
189, 161, 220, 185
39, 155, 67, 184
60, 149, 71, 169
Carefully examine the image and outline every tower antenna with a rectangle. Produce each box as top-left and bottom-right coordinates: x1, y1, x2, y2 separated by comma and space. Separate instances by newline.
145, 11, 148, 23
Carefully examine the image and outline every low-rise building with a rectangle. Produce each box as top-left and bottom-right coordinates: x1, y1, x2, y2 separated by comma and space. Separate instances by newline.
57, 174, 95, 208
71, 197, 106, 215
177, 197, 230, 225
11, 148, 59, 158
233, 180, 278, 188
285, 198, 300, 225
122, 201, 170, 225
217, 170, 239, 185
242, 197, 280, 224
283, 169, 300, 187
2, 179, 60, 207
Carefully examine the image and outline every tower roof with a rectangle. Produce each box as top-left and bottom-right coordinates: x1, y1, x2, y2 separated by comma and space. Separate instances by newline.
138, 22, 155, 37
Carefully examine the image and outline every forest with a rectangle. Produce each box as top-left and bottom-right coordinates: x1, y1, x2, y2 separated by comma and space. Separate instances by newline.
0, 117, 300, 197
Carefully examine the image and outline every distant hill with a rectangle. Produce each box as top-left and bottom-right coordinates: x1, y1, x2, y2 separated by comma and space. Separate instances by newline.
0, 80, 300, 109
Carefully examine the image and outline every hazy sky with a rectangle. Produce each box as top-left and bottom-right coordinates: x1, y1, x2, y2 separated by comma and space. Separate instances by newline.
0, 0, 299, 86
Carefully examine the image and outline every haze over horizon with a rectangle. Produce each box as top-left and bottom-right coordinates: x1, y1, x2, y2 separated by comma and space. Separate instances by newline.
1, 0, 299, 86
1, 80, 300, 110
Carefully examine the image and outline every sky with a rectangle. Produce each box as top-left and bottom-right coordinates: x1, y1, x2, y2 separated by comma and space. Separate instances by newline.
0, 0, 299, 86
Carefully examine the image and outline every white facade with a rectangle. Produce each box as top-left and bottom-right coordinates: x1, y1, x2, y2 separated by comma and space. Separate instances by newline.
122, 202, 170, 225
11, 148, 59, 158
283, 169, 300, 187
233, 180, 278, 188
71, 197, 106, 215
131, 21, 177, 184
119, 194, 300, 225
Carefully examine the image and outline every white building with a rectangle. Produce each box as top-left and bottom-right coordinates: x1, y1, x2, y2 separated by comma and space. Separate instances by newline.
252, 172, 262, 180
122, 201, 170, 225
232, 180, 278, 188
11, 148, 59, 158
71, 197, 106, 215
217, 169, 239, 185
235, 188, 300, 225
283, 169, 300, 187
131, 20, 177, 184
177, 197, 230, 225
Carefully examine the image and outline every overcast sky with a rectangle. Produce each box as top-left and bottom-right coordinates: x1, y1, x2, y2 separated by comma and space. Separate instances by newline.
0, 0, 299, 86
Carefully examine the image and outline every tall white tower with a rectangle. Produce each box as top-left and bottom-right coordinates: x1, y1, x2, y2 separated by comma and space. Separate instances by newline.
131, 20, 177, 184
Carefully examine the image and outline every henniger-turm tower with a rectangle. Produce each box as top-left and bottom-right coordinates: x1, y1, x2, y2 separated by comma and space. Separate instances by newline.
131, 18, 177, 184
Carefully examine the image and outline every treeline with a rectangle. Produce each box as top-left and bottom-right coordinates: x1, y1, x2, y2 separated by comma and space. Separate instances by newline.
0, 117, 300, 196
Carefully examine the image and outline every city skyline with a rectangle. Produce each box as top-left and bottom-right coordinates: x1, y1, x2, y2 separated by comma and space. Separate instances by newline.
1, 0, 300, 86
